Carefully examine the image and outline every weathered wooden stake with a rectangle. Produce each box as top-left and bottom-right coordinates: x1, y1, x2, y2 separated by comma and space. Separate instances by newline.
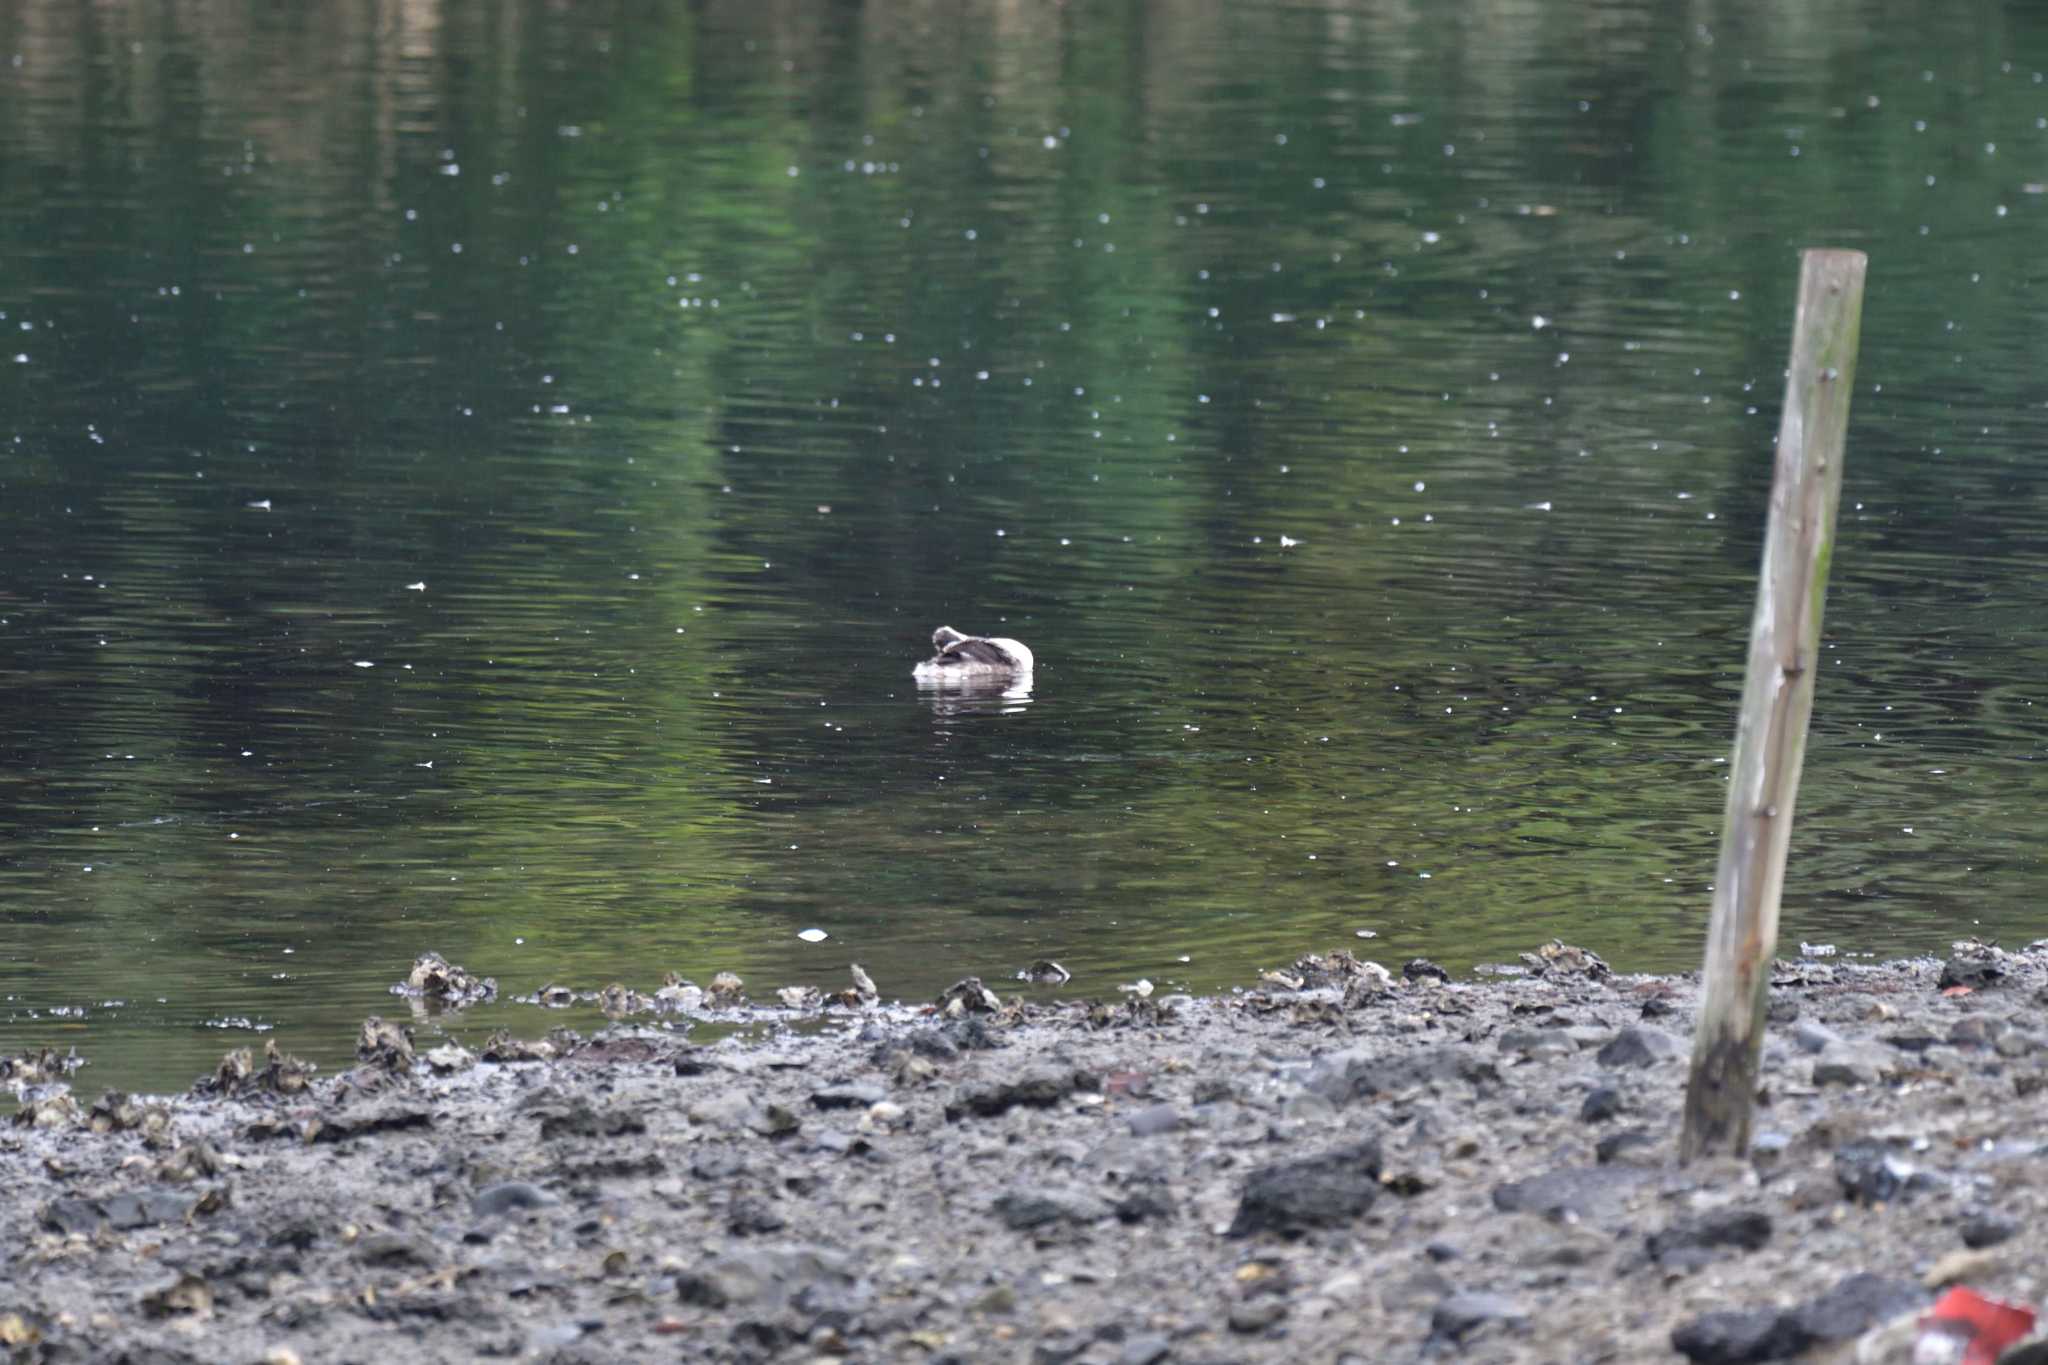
1679, 249, 1867, 1164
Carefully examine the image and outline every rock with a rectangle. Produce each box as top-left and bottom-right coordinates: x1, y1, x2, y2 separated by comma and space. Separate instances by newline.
1670, 1307, 1794, 1363
538, 1103, 646, 1140
991, 1188, 1113, 1230
1939, 954, 2004, 991
140, 1273, 214, 1319
1595, 1025, 1682, 1068
1431, 1291, 1528, 1342
1497, 1027, 1576, 1059
354, 1232, 436, 1267
1492, 1165, 1651, 1219
1228, 1300, 1288, 1332
1116, 1334, 1172, 1365
1960, 1211, 2018, 1248
674, 1244, 873, 1346
746, 1103, 802, 1139
472, 1181, 555, 1219
812, 1082, 887, 1110
1647, 1210, 1772, 1268
303, 1104, 432, 1144
1811, 1040, 1894, 1086
102, 1191, 197, 1231
1305, 1046, 1500, 1103
1670, 1273, 1924, 1363
1578, 1085, 1622, 1123
1589, 1129, 1654, 1170
1789, 1019, 1842, 1054
1125, 1103, 1182, 1138
949, 1067, 1093, 1119
1834, 1140, 1913, 1204
688, 1091, 759, 1130
1786, 1272, 1925, 1344
41, 1198, 105, 1236
1227, 1140, 1382, 1237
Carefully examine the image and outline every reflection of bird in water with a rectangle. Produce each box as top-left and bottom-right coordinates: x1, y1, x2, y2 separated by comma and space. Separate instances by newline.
912, 625, 1034, 686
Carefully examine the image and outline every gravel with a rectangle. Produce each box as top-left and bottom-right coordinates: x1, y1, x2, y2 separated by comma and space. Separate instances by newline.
2, 940, 2046, 1362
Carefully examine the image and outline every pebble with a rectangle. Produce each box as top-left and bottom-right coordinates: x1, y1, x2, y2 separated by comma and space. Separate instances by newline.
472, 1181, 555, 1218
1594, 1025, 1682, 1068
1125, 1103, 1182, 1138
1227, 1140, 1383, 1236
1834, 1140, 1914, 1204
1578, 1085, 1622, 1122
1431, 1291, 1528, 1341
1959, 1211, 2018, 1248
992, 1188, 1114, 1230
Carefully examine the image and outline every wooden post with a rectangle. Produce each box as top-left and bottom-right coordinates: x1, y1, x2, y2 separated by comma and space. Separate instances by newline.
1679, 249, 1867, 1163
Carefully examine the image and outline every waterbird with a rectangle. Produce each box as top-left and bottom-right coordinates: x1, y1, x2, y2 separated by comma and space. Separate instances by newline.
912, 625, 1034, 685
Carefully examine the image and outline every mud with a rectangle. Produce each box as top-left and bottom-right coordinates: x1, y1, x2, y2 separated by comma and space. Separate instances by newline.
3, 941, 2046, 1364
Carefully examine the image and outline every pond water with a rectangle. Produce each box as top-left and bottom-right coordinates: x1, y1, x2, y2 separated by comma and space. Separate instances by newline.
6, 0, 2048, 1092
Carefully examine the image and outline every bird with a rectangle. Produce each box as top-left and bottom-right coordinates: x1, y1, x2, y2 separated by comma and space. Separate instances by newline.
912, 625, 1034, 685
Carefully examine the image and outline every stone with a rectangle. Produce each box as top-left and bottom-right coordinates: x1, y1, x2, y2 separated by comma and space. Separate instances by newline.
1116, 1334, 1172, 1365
1579, 1085, 1622, 1123
102, 1191, 197, 1231
1595, 1129, 1658, 1164
1496, 1027, 1576, 1059
991, 1188, 1114, 1230
1784, 1272, 1924, 1344
1834, 1140, 1913, 1204
949, 1067, 1092, 1119
1304, 1046, 1499, 1103
472, 1181, 555, 1218
354, 1232, 437, 1267
1228, 1300, 1288, 1332
1811, 1040, 1894, 1086
1647, 1209, 1772, 1267
1125, 1103, 1182, 1138
1492, 1165, 1650, 1219
41, 1198, 105, 1236
1939, 955, 2004, 990
688, 1091, 758, 1130
812, 1083, 887, 1110
1227, 1140, 1383, 1237
538, 1103, 646, 1140
1670, 1274, 1923, 1364
1960, 1211, 2018, 1248
1595, 1025, 1682, 1068
1789, 1019, 1842, 1054
1670, 1307, 1794, 1363
1431, 1291, 1528, 1341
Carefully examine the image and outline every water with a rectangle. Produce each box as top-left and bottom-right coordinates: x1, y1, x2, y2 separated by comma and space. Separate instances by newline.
5, 0, 2048, 1092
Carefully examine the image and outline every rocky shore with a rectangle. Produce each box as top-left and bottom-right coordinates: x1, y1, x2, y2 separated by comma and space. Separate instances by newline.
2, 940, 2046, 1364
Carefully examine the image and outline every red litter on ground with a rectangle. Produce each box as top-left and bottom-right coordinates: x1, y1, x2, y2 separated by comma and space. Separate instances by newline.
1917, 1286, 2036, 1365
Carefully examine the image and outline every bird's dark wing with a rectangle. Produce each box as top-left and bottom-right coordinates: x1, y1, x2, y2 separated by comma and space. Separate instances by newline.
940, 636, 1014, 666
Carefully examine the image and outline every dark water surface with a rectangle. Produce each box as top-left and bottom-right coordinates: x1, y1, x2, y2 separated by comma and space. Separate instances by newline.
6, 1, 2048, 1091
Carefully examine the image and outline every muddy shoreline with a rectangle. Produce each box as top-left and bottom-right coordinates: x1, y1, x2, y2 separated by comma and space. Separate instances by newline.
3, 941, 2045, 1364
